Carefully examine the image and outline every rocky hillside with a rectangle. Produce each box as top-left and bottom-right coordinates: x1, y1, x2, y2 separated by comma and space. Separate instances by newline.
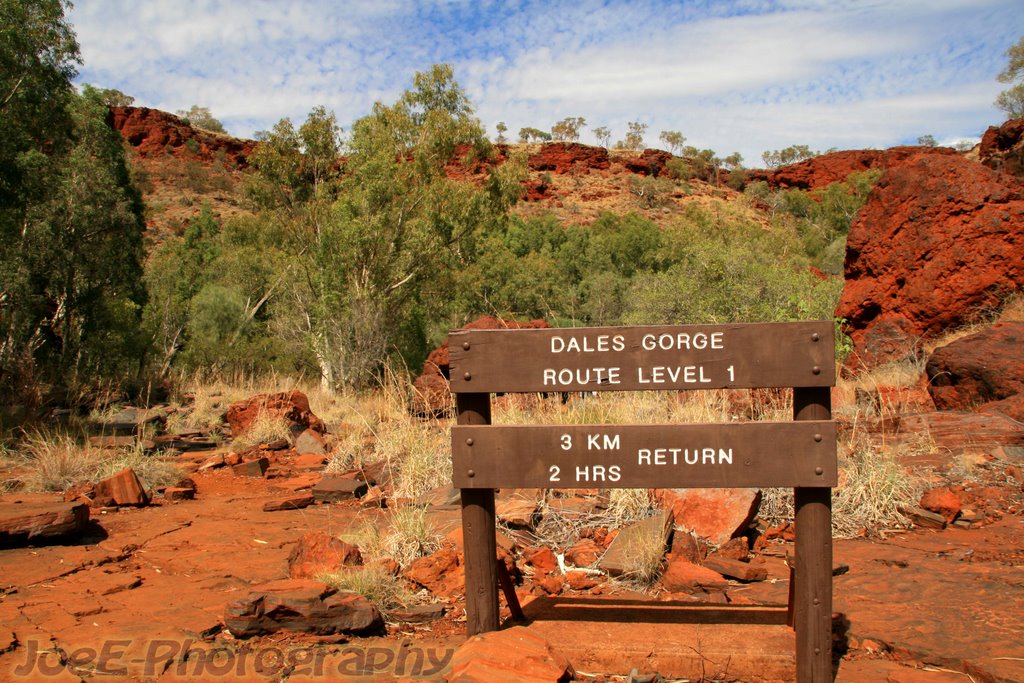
109, 106, 257, 244
110, 107, 1024, 371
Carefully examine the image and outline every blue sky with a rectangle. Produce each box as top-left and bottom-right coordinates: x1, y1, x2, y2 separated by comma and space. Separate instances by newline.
69, 0, 1022, 164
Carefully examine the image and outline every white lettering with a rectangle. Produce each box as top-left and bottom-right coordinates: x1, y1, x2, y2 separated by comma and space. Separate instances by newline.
542, 367, 622, 387
640, 331, 725, 351
636, 365, 712, 385
550, 334, 627, 353
587, 434, 621, 450
636, 447, 734, 466
572, 465, 622, 483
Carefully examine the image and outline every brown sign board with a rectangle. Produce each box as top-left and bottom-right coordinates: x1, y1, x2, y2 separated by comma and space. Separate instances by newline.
452, 421, 837, 489
449, 321, 834, 394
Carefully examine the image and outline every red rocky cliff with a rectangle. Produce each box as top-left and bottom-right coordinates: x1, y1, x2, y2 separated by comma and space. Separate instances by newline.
109, 106, 256, 167
979, 117, 1024, 179
748, 147, 958, 190
836, 154, 1024, 367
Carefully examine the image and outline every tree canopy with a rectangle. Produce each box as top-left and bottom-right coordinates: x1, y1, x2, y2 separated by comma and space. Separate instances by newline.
1, 1, 147, 407
995, 36, 1024, 119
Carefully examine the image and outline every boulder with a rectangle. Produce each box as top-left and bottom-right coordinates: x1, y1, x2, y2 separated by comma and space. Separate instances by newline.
312, 476, 367, 503
654, 488, 761, 545
979, 116, 1024, 178
836, 154, 1024, 368
162, 487, 195, 501
496, 495, 540, 529
528, 142, 610, 174
231, 457, 269, 478
293, 428, 328, 455
0, 501, 90, 544
659, 554, 729, 592
598, 510, 673, 576
403, 547, 464, 596
288, 532, 362, 579
702, 556, 767, 582
224, 390, 325, 437
564, 538, 602, 568
919, 487, 962, 524
980, 392, 1024, 422
622, 148, 674, 177
262, 494, 315, 512
223, 579, 382, 638
292, 452, 328, 471
94, 467, 150, 507
524, 546, 559, 575
448, 626, 574, 683
926, 322, 1024, 411
412, 316, 550, 417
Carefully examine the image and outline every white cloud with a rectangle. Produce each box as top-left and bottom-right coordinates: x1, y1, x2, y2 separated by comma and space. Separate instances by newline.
68, 0, 1021, 162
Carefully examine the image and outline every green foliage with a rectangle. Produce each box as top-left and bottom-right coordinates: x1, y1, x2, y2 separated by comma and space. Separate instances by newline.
744, 169, 881, 273
995, 34, 1024, 118
658, 130, 685, 154
551, 116, 586, 142
917, 134, 937, 147
761, 144, 818, 169
495, 121, 507, 143
616, 121, 647, 150
2, 8, 147, 408
175, 104, 226, 134
994, 83, 1024, 119
592, 125, 611, 148
623, 206, 842, 325
155, 65, 525, 389
81, 84, 133, 107
627, 174, 674, 208
518, 126, 552, 143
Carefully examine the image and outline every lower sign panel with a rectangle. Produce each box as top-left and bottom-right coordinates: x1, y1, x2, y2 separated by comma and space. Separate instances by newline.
452, 421, 837, 489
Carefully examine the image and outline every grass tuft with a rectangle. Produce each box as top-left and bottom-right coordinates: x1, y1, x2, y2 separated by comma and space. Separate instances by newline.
832, 437, 923, 538
355, 506, 442, 569
317, 565, 412, 618
229, 411, 292, 450
11, 430, 183, 492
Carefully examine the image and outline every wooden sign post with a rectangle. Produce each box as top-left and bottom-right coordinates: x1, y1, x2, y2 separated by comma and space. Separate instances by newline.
449, 322, 836, 682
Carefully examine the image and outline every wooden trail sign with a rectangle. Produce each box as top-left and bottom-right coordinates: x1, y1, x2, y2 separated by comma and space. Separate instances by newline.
450, 321, 836, 683
449, 321, 835, 393
453, 421, 837, 489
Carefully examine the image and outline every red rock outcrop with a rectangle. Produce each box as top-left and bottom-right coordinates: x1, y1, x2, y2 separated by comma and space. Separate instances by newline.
653, 488, 761, 545
0, 501, 90, 544
528, 142, 610, 173
109, 106, 256, 167
621, 148, 674, 177
224, 390, 326, 437
449, 626, 575, 683
836, 154, 1024, 368
93, 467, 150, 507
411, 316, 551, 416
979, 117, 1024, 178
926, 322, 1024, 411
223, 579, 383, 638
287, 531, 363, 579
747, 146, 958, 190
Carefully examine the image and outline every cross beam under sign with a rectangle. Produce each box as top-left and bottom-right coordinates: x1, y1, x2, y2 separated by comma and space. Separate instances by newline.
452, 420, 837, 489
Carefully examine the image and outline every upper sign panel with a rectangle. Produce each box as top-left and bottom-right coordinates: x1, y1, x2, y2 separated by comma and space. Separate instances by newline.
449, 321, 835, 393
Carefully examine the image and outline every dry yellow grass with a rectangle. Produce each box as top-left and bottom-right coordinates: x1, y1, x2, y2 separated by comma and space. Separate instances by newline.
8, 430, 183, 493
